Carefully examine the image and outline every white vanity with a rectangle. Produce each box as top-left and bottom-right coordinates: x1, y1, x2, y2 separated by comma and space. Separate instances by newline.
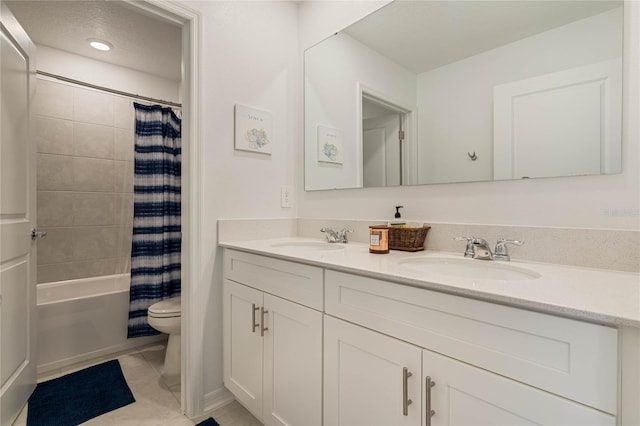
220, 238, 640, 426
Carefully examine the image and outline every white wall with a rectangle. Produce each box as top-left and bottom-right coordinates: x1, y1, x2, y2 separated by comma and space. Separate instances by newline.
35, 45, 180, 103
182, 0, 299, 402
298, 1, 639, 231
417, 8, 622, 184
305, 32, 416, 190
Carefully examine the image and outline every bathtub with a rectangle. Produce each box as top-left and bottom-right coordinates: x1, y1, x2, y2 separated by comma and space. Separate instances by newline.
37, 274, 165, 373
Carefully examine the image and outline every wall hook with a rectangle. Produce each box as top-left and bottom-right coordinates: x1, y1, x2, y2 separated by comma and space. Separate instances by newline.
467, 151, 478, 161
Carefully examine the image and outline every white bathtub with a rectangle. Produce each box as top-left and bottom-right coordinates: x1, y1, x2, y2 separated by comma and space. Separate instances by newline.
37, 274, 165, 373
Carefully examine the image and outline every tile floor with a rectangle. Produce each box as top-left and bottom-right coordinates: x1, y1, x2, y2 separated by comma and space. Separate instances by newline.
13, 343, 262, 426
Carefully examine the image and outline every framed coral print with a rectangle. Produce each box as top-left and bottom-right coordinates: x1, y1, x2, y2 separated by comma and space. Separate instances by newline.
234, 104, 272, 155
317, 125, 343, 164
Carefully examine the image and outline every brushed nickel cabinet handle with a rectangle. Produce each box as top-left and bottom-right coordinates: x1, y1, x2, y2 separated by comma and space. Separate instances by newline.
260, 307, 269, 337
403, 367, 413, 416
425, 376, 436, 426
251, 304, 260, 333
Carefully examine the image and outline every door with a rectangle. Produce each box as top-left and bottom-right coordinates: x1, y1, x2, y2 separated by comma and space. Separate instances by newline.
363, 114, 402, 187
324, 316, 421, 426
223, 280, 263, 419
422, 349, 615, 426
263, 294, 322, 426
0, 3, 37, 425
493, 59, 622, 180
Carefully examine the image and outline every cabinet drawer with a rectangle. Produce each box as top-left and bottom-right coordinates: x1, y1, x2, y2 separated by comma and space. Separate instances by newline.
325, 270, 618, 414
224, 249, 323, 310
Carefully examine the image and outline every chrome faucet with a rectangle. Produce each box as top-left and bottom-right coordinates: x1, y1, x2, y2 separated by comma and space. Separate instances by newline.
454, 237, 523, 261
494, 239, 524, 261
454, 236, 492, 259
320, 227, 352, 243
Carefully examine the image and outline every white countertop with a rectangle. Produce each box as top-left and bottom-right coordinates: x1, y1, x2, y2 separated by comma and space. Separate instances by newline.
219, 237, 640, 327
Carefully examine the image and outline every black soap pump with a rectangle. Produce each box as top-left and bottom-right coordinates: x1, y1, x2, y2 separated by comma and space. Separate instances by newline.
390, 206, 405, 227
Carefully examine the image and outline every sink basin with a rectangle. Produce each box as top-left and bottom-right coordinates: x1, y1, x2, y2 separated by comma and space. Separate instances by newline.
398, 257, 540, 281
270, 241, 345, 251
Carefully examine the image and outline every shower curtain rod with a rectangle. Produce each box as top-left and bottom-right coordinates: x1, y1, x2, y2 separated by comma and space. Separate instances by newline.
36, 70, 182, 108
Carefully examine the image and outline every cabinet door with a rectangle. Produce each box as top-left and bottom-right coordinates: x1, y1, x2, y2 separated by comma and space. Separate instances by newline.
263, 294, 322, 426
223, 279, 264, 419
423, 349, 615, 426
324, 316, 422, 426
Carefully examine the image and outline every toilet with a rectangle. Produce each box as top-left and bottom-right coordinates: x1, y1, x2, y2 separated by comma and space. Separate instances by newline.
148, 296, 181, 382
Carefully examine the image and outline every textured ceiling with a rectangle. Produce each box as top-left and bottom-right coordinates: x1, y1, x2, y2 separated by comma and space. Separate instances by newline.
344, 1, 622, 74
6, 1, 182, 81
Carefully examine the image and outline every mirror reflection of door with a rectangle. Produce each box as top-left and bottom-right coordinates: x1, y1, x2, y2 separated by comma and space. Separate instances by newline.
362, 97, 406, 187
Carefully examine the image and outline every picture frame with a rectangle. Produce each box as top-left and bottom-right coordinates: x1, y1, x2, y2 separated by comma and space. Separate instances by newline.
234, 104, 273, 155
317, 125, 343, 164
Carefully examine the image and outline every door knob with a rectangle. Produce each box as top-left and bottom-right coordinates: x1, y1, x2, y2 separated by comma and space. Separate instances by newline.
31, 228, 47, 241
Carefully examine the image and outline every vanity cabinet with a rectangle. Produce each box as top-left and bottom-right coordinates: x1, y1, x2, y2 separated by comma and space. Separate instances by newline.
223, 250, 323, 426
324, 316, 615, 426
223, 248, 626, 426
324, 270, 618, 425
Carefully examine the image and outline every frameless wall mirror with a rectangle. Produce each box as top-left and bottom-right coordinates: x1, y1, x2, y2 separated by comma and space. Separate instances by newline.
304, 0, 624, 191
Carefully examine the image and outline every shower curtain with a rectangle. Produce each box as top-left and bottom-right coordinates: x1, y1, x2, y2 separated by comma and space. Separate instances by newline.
128, 103, 182, 338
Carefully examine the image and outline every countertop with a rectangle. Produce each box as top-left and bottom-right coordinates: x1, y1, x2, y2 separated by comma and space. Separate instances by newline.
219, 237, 640, 328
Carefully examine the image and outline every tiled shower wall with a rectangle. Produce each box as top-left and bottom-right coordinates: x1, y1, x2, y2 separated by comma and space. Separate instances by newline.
35, 78, 134, 284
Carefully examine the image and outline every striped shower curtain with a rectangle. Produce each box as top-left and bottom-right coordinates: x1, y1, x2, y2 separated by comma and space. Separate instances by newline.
128, 103, 182, 338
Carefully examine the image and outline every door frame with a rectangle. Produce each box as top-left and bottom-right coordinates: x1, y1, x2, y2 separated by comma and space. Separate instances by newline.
356, 82, 417, 186
123, 0, 203, 418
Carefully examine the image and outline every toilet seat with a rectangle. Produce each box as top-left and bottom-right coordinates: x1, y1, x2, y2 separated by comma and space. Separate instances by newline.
148, 296, 181, 318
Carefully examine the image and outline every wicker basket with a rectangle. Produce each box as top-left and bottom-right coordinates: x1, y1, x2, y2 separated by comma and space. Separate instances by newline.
371, 224, 431, 252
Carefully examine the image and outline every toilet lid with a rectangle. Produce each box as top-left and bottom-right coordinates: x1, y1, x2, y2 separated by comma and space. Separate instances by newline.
148, 296, 181, 318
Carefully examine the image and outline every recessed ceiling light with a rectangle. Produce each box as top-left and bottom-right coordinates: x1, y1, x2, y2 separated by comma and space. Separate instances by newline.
87, 38, 113, 51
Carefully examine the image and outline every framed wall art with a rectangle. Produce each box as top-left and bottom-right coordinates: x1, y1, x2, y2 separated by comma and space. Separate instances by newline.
317, 125, 343, 164
235, 104, 272, 155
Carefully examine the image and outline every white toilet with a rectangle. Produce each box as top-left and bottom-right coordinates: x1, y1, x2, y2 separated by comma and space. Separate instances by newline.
148, 296, 181, 382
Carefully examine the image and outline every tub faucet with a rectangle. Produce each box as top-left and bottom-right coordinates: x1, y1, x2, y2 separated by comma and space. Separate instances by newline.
320, 227, 352, 243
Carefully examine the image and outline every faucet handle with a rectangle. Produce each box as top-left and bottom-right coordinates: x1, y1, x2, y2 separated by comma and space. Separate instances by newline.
320, 227, 337, 242
453, 236, 476, 258
338, 228, 353, 243
494, 238, 524, 261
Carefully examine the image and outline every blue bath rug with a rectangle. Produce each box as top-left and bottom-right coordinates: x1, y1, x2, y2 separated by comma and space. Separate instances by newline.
26, 359, 135, 426
196, 418, 220, 426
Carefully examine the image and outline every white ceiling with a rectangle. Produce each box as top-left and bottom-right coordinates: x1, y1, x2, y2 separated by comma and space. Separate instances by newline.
6, 1, 182, 81
344, 1, 622, 74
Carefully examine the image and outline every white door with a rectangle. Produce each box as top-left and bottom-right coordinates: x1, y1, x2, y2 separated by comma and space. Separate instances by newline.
263, 294, 322, 426
493, 59, 622, 180
0, 2, 37, 425
363, 114, 401, 187
222, 280, 263, 420
324, 316, 421, 426
423, 349, 615, 426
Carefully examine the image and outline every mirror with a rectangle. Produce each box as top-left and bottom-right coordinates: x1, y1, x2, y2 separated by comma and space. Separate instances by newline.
304, 1, 623, 190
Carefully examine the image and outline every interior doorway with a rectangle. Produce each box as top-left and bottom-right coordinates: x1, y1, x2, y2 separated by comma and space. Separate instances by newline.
361, 94, 409, 187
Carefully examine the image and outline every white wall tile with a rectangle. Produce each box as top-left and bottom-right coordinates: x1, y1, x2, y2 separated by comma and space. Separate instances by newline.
37, 154, 74, 191
114, 97, 135, 129
72, 226, 118, 260
74, 122, 114, 159
73, 87, 114, 126
36, 116, 73, 155
73, 157, 114, 192
35, 80, 73, 120
37, 227, 73, 265
72, 193, 115, 226
114, 128, 134, 161
37, 191, 74, 227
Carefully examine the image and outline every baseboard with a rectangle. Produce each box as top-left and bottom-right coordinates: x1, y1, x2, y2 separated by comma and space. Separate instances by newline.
37, 335, 166, 375
203, 386, 235, 413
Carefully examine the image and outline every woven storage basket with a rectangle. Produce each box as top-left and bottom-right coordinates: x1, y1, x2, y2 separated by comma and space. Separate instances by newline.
386, 224, 431, 251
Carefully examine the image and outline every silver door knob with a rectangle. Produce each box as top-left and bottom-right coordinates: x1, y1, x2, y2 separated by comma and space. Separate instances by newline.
31, 228, 47, 241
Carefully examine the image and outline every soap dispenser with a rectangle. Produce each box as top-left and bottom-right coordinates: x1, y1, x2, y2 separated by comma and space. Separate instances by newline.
389, 205, 405, 227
